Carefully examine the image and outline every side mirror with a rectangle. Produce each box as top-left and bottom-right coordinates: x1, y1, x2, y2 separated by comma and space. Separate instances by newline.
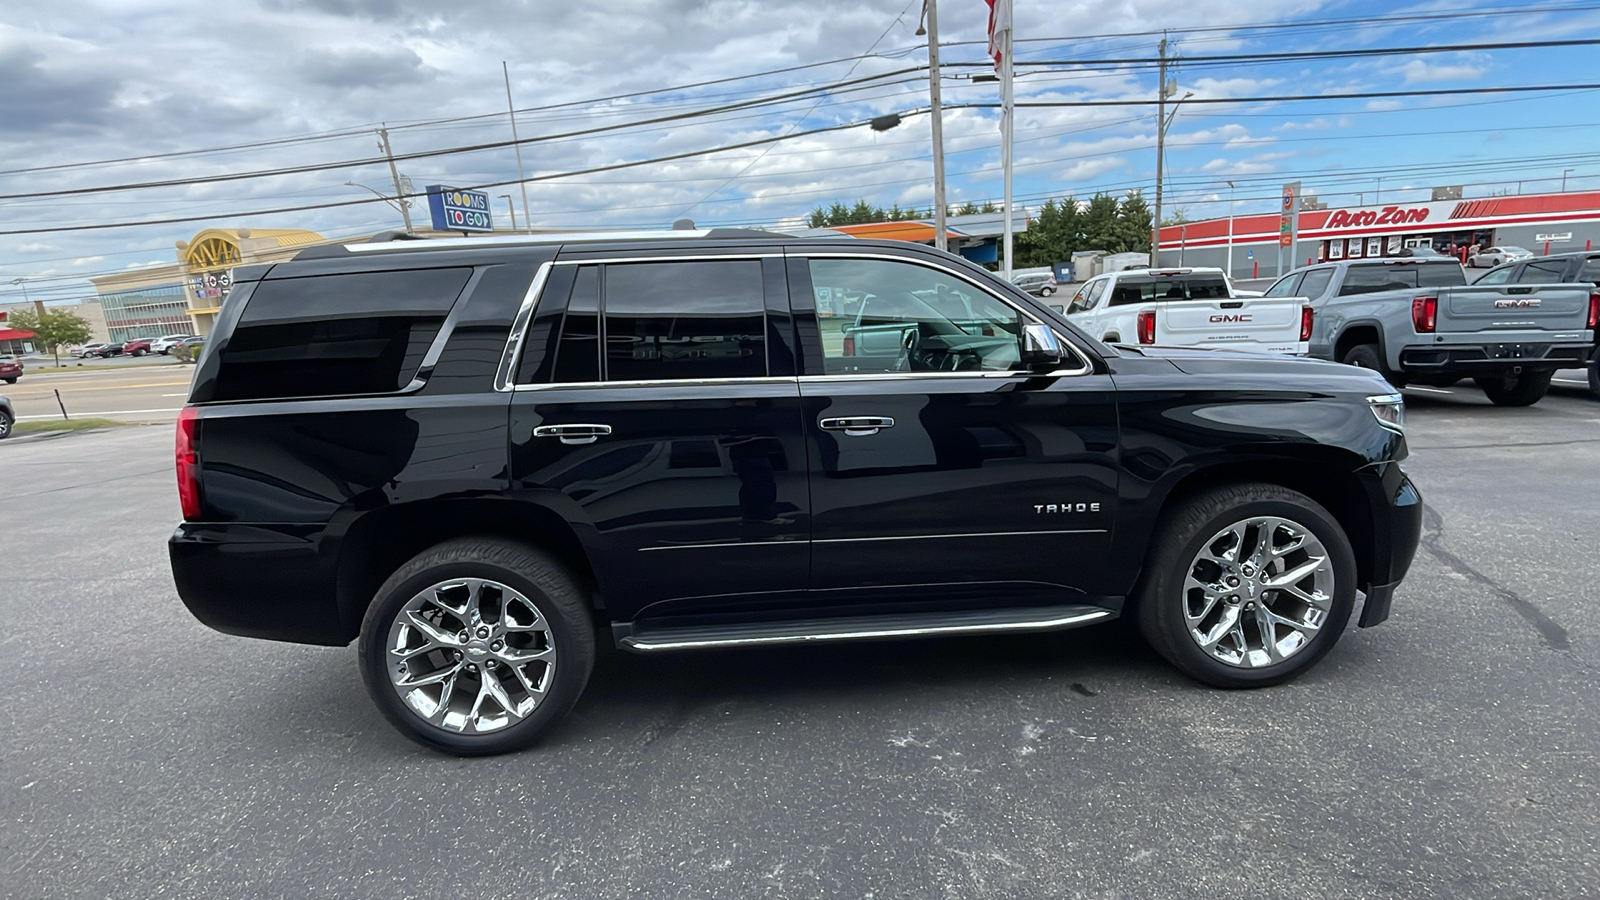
1020, 323, 1064, 369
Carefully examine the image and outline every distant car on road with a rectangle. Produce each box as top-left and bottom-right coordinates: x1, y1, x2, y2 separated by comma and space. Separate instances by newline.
151, 334, 194, 355
1011, 272, 1058, 297
0, 394, 12, 439
122, 338, 154, 357
171, 335, 207, 364
0, 354, 21, 384
1467, 246, 1533, 268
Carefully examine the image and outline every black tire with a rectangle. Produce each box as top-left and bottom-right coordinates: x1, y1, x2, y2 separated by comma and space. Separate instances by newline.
1587, 359, 1599, 400
0, 408, 12, 439
1340, 342, 1407, 387
1041, 286, 1055, 296
2, 377, 15, 384
1474, 369, 1553, 407
358, 538, 595, 756
133, 349, 147, 357
1134, 483, 1357, 688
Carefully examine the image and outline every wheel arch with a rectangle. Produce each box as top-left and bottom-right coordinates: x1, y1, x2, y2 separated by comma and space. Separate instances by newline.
1333, 321, 1385, 363
334, 498, 601, 641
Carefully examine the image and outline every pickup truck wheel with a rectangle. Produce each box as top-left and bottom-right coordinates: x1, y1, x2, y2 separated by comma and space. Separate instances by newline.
1135, 484, 1356, 688
358, 538, 595, 756
1340, 343, 1406, 387
1586, 360, 1599, 399
1474, 370, 1552, 407
0, 408, 12, 439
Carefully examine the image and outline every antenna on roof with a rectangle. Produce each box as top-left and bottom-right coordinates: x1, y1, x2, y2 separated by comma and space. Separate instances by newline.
672, 218, 696, 230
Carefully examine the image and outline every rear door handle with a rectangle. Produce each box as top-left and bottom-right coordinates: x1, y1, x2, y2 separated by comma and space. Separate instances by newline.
819, 416, 895, 436
533, 423, 613, 445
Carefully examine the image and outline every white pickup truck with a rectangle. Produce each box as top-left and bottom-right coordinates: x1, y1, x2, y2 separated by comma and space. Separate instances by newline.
1057, 267, 1311, 355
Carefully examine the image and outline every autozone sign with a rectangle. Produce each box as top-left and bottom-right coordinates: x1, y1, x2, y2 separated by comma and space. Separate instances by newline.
1326, 207, 1431, 229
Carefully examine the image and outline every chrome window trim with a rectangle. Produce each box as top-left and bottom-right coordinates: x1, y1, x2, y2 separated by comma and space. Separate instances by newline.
346, 230, 719, 253
812, 528, 1107, 544
400, 266, 489, 392
789, 249, 1095, 376
512, 375, 799, 393
550, 254, 782, 265
797, 369, 1087, 383
493, 261, 554, 392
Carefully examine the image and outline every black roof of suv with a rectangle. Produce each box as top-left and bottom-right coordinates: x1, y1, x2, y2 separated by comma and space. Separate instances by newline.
170, 228, 1423, 755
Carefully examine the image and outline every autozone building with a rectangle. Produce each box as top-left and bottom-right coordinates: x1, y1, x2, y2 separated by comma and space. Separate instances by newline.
1155, 189, 1600, 279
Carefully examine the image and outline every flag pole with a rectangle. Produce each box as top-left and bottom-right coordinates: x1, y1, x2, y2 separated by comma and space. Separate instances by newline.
1000, 0, 1014, 280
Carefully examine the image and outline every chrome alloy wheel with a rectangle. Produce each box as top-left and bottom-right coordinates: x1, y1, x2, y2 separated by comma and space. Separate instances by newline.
1181, 516, 1334, 668
385, 578, 556, 734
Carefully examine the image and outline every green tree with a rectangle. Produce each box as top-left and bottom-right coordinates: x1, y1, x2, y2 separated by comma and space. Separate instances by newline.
1015, 197, 1082, 268
807, 200, 928, 227
1080, 193, 1122, 252
955, 201, 980, 216
6, 307, 92, 367
1115, 191, 1152, 253
1161, 207, 1190, 227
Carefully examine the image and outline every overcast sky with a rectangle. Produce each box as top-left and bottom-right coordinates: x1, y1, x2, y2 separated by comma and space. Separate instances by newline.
4, 0, 1600, 303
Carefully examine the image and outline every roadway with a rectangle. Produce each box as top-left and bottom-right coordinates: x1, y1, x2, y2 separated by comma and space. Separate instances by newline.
3, 357, 193, 423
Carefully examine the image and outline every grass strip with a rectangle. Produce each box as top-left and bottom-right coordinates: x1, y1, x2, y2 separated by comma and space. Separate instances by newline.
13, 418, 128, 434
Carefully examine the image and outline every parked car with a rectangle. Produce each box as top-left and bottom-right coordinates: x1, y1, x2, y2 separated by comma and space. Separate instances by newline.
1467, 246, 1533, 268
1470, 250, 1600, 397
150, 334, 194, 354
0, 354, 21, 384
122, 338, 154, 357
90, 342, 126, 358
1011, 272, 1059, 297
1062, 266, 1313, 355
0, 394, 12, 439
1265, 257, 1595, 406
170, 335, 206, 363
76, 343, 113, 358
169, 229, 1422, 756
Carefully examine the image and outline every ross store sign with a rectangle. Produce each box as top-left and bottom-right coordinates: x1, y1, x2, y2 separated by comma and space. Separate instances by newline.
190, 270, 233, 301
426, 185, 494, 233
1326, 206, 1430, 229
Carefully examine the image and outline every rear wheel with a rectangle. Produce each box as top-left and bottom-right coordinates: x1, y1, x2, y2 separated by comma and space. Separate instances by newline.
0, 408, 12, 439
1040, 286, 1055, 296
1587, 359, 1599, 399
359, 538, 595, 756
2, 377, 15, 385
1474, 370, 1553, 407
1135, 484, 1357, 688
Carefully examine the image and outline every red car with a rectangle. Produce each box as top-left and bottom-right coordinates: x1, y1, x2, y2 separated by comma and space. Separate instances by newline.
122, 339, 153, 357
0, 354, 21, 384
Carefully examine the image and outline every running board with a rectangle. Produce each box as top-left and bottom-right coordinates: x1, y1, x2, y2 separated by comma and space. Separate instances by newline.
617, 604, 1116, 652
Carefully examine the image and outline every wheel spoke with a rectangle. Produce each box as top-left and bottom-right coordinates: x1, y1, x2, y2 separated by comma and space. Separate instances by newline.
1278, 581, 1331, 610
1266, 557, 1325, 590
1253, 605, 1280, 661
399, 666, 458, 688
1196, 605, 1242, 649
498, 645, 554, 666
401, 609, 458, 648
509, 660, 549, 696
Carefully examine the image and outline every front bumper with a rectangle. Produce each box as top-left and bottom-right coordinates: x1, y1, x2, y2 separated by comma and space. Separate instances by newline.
1358, 466, 1422, 627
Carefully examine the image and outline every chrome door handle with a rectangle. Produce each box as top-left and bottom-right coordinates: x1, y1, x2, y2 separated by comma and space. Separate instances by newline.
819, 416, 895, 436
533, 423, 613, 445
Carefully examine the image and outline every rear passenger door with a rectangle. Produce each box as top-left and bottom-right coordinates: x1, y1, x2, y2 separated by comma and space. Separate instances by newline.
506, 253, 809, 623
791, 250, 1121, 607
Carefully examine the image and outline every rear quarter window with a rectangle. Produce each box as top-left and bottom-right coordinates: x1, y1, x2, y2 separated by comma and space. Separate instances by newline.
205, 267, 471, 402
1337, 263, 1466, 295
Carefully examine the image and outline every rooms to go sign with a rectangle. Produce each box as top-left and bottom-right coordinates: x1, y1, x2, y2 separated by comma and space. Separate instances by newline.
426, 185, 495, 233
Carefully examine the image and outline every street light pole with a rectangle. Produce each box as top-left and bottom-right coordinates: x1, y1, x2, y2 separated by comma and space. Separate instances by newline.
1226, 181, 1235, 278
1562, 168, 1575, 191
504, 62, 533, 231
916, 0, 948, 253
499, 194, 518, 231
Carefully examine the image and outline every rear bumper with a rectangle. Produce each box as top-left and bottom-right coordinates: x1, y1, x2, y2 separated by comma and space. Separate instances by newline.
1398, 339, 1591, 374
170, 522, 351, 646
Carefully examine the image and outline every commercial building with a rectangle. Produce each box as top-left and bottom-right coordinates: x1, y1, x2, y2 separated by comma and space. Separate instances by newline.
1155, 189, 1600, 279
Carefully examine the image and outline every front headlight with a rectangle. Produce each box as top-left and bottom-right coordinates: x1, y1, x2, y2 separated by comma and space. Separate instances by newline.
1367, 393, 1405, 433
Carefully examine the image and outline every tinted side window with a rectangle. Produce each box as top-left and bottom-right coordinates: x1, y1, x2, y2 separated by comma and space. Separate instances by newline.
1516, 259, 1569, 284
1297, 268, 1334, 298
552, 266, 601, 383
210, 268, 470, 401
1473, 266, 1515, 285
603, 261, 766, 382
1578, 257, 1600, 283
1337, 263, 1465, 295
1263, 273, 1303, 297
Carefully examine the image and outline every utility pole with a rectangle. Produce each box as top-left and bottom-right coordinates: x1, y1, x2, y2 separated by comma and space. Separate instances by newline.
1226, 180, 1235, 278
504, 62, 532, 232
1152, 35, 1168, 264
375, 126, 414, 234
999, 0, 1014, 280
917, 1, 948, 253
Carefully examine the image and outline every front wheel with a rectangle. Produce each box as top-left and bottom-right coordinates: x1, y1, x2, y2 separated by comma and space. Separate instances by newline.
0, 408, 12, 439
1135, 484, 1357, 688
1474, 370, 1552, 407
133, 349, 147, 357
358, 538, 595, 756
1040, 286, 1055, 296
1340, 343, 1407, 387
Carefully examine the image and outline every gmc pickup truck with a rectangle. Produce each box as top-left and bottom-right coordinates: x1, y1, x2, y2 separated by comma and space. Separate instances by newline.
1265, 258, 1596, 406
1062, 267, 1312, 355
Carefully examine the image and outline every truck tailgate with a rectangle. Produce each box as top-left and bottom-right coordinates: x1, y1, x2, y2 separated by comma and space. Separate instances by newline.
1158, 298, 1308, 355
1435, 284, 1593, 334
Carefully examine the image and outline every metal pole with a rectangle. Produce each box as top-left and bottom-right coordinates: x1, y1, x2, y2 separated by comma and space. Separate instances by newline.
1152, 36, 1168, 264
505, 62, 532, 232
1000, 0, 1014, 280
1226, 180, 1235, 278
376, 126, 414, 234
925, 0, 948, 253
499, 194, 518, 231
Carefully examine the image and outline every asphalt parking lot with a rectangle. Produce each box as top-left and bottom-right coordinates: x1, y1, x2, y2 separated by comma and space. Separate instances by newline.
2, 384, 1597, 899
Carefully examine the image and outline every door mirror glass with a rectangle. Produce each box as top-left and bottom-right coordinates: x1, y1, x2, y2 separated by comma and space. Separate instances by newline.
1020, 323, 1063, 368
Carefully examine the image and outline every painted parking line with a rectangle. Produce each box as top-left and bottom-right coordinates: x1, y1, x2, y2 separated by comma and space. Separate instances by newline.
17, 407, 182, 422
1405, 385, 1454, 394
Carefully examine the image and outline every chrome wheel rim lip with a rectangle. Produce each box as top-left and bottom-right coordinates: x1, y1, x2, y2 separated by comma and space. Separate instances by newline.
385, 577, 556, 734
1181, 515, 1334, 669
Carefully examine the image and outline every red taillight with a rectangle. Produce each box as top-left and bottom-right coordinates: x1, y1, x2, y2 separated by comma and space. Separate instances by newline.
1300, 305, 1315, 342
1411, 295, 1438, 333
1588, 291, 1599, 329
1136, 309, 1156, 344
176, 406, 200, 520
842, 334, 855, 356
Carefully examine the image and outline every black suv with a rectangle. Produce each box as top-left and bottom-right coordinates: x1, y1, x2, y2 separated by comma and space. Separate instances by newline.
170, 230, 1423, 755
